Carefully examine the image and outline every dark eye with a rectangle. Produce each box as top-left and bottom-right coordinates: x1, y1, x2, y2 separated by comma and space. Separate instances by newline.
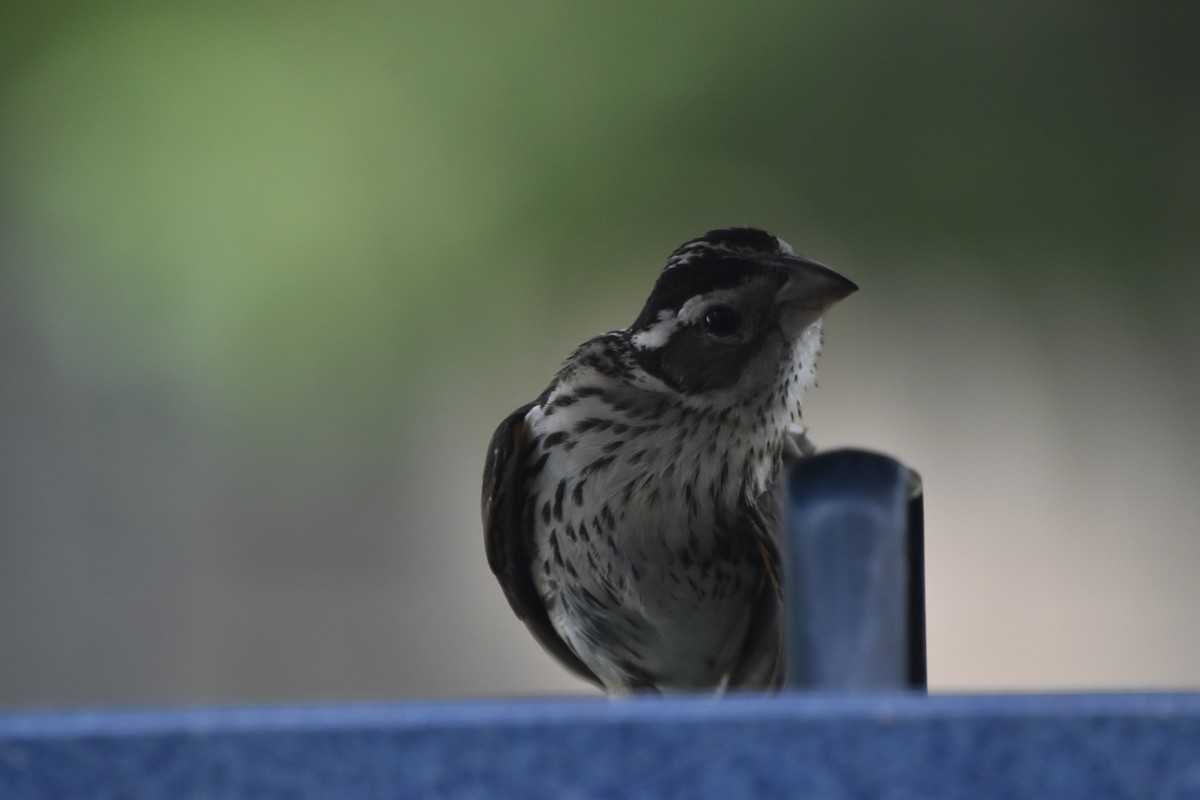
702, 305, 742, 337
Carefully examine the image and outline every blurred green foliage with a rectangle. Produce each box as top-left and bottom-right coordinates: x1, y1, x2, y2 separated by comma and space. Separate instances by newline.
1, 0, 1196, 428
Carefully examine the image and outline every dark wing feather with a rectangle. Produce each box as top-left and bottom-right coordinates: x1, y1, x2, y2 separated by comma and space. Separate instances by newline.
727, 474, 786, 689
482, 404, 601, 686
729, 434, 817, 688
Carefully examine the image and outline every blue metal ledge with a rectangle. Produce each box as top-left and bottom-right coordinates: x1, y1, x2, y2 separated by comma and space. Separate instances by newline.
2, 693, 1199, 799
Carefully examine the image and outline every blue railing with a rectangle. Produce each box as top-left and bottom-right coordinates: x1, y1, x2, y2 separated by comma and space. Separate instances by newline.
2, 450, 1197, 799
784, 449, 925, 689
2, 693, 1199, 799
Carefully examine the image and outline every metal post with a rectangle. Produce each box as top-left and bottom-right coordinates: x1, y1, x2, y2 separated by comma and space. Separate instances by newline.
783, 448, 926, 690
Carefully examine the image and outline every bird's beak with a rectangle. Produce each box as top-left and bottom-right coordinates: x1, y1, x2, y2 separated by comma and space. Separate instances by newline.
770, 256, 857, 339
771, 255, 858, 312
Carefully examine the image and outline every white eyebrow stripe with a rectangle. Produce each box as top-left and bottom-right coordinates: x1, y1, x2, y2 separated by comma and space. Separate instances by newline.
634, 286, 758, 350
677, 287, 748, 324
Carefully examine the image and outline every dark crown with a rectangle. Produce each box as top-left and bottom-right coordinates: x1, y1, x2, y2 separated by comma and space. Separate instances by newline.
633, 228, 790, 330
665, 228, 790, 270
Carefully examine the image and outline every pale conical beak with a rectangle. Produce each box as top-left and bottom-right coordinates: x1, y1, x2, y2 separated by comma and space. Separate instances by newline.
771, 255, 858, 311
770, 255, 857, 339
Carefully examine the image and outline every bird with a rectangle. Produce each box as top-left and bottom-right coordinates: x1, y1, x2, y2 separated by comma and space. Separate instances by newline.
482, 227, 857, 694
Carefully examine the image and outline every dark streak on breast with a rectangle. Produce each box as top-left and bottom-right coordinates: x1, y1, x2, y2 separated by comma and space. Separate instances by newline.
553, 480, 566, 521
585, 455, 616, 475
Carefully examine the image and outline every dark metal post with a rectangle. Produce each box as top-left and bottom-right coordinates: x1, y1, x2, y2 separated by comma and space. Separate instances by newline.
783, 448, 926, 690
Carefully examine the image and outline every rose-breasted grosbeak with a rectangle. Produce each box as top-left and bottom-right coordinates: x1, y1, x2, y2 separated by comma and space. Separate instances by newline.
483, 228, 857, 693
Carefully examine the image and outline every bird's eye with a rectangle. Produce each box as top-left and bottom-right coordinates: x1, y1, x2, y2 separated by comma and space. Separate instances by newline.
702, 305, 742, 337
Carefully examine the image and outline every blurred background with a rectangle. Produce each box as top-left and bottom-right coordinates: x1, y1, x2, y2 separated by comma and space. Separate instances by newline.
1, 1, 1197, 708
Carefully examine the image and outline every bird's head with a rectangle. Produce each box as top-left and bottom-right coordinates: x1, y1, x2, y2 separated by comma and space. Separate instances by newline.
628, 228, 857, 399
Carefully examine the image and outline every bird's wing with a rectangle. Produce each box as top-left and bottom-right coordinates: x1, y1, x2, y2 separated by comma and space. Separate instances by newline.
482, 404, 601, 686
732, 430, 825, 688
726, 485, 785, 689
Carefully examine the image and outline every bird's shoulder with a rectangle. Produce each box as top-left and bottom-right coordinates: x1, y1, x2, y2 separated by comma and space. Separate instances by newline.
548, 331, 636, 389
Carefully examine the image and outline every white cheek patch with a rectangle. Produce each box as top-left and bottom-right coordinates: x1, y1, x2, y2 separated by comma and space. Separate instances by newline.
631, 310, 679, 350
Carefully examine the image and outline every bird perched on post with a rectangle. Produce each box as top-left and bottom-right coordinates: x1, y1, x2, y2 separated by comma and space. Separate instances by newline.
482, 228, 856, 694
